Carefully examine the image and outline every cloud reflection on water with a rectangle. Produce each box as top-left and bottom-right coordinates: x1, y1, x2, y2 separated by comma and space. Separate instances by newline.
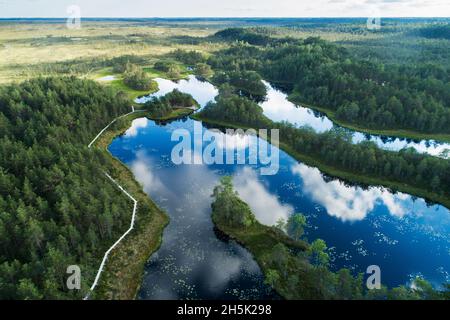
260, 81, 450, 158
292, 163, 409, 222
124, 117, 150, 137
206, 247, 259, 293
130, 150, 169, 196
135, 75, 218, 107
260, 81, 333, 132
234, 167, 293, 226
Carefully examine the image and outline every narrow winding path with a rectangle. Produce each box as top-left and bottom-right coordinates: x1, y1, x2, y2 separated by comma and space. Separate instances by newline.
88, 109, 144, 148
84, 107, 144, 299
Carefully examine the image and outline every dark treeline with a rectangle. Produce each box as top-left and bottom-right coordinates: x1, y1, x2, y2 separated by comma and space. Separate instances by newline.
171, 49, 206, 65
199, 90, 450, 205
412, 24, 450, 40
110, 55, 149, 74
153, 60, 183, 79
213, 27, 300, 46
144, 89, 197, 118
212, 70, 267, 102
122, 63, 157, 91
0, 77, 135, 299
214, 28, 273, 46
169, 49, 214, 79
212, 177, 449, 299
208, 29, 450, 134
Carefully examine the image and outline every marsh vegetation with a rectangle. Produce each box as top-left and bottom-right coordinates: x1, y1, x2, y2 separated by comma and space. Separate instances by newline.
0, 17, 449, 300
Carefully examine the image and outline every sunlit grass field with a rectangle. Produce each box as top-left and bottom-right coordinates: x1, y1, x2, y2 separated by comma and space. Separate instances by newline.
0, 21, 221, 84
1, 18, 448, 85
0, 18, 397, 85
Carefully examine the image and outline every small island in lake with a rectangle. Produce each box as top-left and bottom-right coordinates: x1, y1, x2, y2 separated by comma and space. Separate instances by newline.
144, 89, 200, 120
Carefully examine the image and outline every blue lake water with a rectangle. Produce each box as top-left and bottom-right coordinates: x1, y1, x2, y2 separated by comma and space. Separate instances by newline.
135, 75, 450, 158
260, 81, 450, 159
109, 117, 450, 299
135, 76, 218, 108
110, 75, 450, 299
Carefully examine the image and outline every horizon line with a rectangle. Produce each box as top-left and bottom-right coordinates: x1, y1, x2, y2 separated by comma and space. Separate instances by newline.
1, 16, 450, 19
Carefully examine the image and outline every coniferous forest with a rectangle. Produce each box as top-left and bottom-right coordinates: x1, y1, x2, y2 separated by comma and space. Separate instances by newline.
0, 15, 449, 303
208, 32, 450, 134
0, 77, 133, 299
198, 88, 450, 206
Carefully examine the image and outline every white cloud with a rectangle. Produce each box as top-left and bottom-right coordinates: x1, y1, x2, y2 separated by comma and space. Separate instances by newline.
211, 130, 256, 151
292, 163, 409, 222
130, 150, 168, 195
124, 117, 149, 137
261, 81, 333, 133
135, 76, 218, 108
205, 252, 244, 291
205, 246, 261, 292
234, 167, 294, 226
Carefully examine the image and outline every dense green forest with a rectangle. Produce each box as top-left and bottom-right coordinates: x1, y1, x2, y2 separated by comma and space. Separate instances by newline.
214, 28, 274, 46
198, 88, 450, 207
168, 49, 213, 79
144, 89, 198, 118
122, 63, 157, 91
171, 49, 206, 65
207, 29, 450, 134
0, 77, 136, 299
212, 177, 449, 300
1, 21, 448, 301
153, 61, 183, 79
212, 70, 267, 101
411, 24, 450, 40
194, 63, 214, 79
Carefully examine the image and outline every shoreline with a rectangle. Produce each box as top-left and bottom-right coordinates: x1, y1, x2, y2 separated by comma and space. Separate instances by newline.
210, 179, 448, 300
212, 214, 301, 300
88, 111, 170, 300
288, 94, 450, 144
86, 88, 449, 298
191, 113, 450, 211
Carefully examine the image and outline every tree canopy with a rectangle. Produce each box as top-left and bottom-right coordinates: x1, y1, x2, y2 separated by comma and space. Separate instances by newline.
0, 77, 134, 299
207, 31, 450, 134
211, 177, 449, 300
198, 90, 450, 205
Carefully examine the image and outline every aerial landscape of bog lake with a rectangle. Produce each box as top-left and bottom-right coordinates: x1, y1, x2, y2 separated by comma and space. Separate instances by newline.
1, 11, 449, 302
108, 76, 450, 299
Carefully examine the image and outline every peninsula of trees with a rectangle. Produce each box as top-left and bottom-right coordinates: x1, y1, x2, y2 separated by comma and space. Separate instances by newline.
197, 87, 450, 209
211, 177, 449, 300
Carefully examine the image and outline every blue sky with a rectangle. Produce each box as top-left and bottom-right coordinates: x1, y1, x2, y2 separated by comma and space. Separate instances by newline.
0, 0, 449, 18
